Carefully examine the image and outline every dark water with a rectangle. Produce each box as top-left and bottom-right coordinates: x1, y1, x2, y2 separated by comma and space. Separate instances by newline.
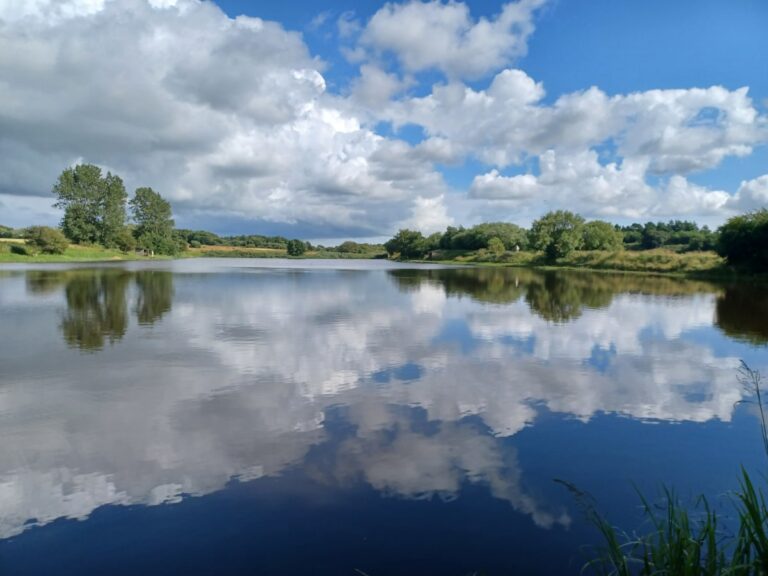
0, 259, 767, 575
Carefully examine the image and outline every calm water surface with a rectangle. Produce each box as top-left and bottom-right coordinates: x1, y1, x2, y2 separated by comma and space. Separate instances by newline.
0, 259, 767, 575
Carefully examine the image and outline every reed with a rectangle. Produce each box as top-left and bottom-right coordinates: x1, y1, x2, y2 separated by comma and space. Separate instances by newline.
574, 364, 768, 575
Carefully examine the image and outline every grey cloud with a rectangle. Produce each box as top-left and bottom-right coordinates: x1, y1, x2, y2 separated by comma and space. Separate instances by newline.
0, 0, 448, 234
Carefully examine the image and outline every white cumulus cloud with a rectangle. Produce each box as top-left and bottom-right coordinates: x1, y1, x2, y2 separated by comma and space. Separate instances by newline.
358, 0, 546, 79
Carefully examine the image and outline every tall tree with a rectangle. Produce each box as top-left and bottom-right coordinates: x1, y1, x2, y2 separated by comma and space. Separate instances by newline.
100, 172, 128, 247
529, 210, 585, 260
582, 220, 624, 251
52, 164, 127, 246
384, 229, 426, 259
130, 187, 176, 254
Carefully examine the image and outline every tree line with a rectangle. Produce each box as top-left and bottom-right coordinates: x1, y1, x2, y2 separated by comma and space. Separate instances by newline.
52, 164, 181, 255
2, 164, 182, 256
384, 209, 768, 271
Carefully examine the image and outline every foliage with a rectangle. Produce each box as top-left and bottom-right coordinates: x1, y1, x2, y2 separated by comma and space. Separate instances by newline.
439, 222, 527, 251
557, 248, 724, 274
172, 230, 189, 253
286, 239, 308, 256
488, 236, 505, 256
334, 241, 386, 254
384, 229, 427, 259
53, 164, 127, 247
0, 224, 16, 238
114, 227, 137, 252
619, 220, 718, 252
717, 209, 768, 271
10, 243, 34, 256
176, 229, 223, 246
529, 210, 586, 260
583, 221, 624, 251
130, 187, 177, 255
223, 234, 288, 249
575, 364, 768, 575
24, 226, 69, 254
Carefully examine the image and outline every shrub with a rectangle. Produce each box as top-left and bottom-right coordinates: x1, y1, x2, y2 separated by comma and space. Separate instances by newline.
717, 209, 768, 271
582, 220, 623, 251
24, 226, 69, 254
286, 239, 307, 256
488, 237, 505, 256
115, 227, 137, 252
384, 229, 426, 259
10, 243, 34, 256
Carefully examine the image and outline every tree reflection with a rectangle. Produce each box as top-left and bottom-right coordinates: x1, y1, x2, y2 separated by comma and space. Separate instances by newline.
25, 269, 174, 350
135, 271, 173, 325
715, 284, 768, 345
389, 268, 721, 323
389, 268, 528, 304
25, 270, 70, 295
61, 271, 132, 350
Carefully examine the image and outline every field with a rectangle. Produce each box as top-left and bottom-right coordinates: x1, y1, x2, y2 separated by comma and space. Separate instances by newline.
425, 248, 731, 276
185, 245, 385, 259
0, 241, 163, 263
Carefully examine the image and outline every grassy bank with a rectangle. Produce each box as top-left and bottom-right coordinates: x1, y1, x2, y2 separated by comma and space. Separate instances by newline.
0, 240, 164, 263
420, 248, 741, 278
1, 240, 387, 263
185, 245, 384, 259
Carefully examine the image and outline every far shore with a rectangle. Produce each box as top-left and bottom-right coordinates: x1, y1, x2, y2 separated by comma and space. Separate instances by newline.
4, 240, 765, 281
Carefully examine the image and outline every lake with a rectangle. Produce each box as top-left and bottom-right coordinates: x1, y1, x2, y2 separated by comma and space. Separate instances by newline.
0, 259, 766, 575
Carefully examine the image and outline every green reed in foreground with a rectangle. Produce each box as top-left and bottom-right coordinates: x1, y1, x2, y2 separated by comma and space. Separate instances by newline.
571, 363, 768, 575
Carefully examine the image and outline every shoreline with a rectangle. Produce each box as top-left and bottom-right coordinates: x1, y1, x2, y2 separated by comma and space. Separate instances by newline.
2, 247, 765, 282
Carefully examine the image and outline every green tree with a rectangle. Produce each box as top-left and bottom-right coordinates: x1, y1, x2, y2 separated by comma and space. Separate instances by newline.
582, 220, 624, 251
286, 239, 307, 256
100, 172, 128, 247
471, 222, 528, 250
114, 227, 137, 252
640, 222, 670, 249
53, 164, 127, 246
488, 236, 505, 256
529, 210, 585, 260
130, 187, 176, 255
717, 209, 768, 271
384, 229, 426, 259
0, 224, 14, 238
24, 226, 69, 254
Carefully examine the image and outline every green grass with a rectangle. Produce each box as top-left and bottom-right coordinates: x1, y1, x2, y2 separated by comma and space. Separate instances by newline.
422, 248, 737, 278
574, 363, 768, 575
557, 249, 726, 275
184, 245, 384, 259
0, 242, 164, 263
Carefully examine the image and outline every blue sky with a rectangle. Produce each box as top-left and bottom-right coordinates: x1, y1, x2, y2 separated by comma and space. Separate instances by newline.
0, 0, 766, 239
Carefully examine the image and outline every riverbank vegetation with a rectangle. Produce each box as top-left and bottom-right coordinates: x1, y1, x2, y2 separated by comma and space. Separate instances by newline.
0, 164, 185, 262
0, 241, 161, 263
2, 162, 377, 263
573, 363, 768, 575
3, 162, 764, 274
183, 243, 386, 260
384, 209, 768, 276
